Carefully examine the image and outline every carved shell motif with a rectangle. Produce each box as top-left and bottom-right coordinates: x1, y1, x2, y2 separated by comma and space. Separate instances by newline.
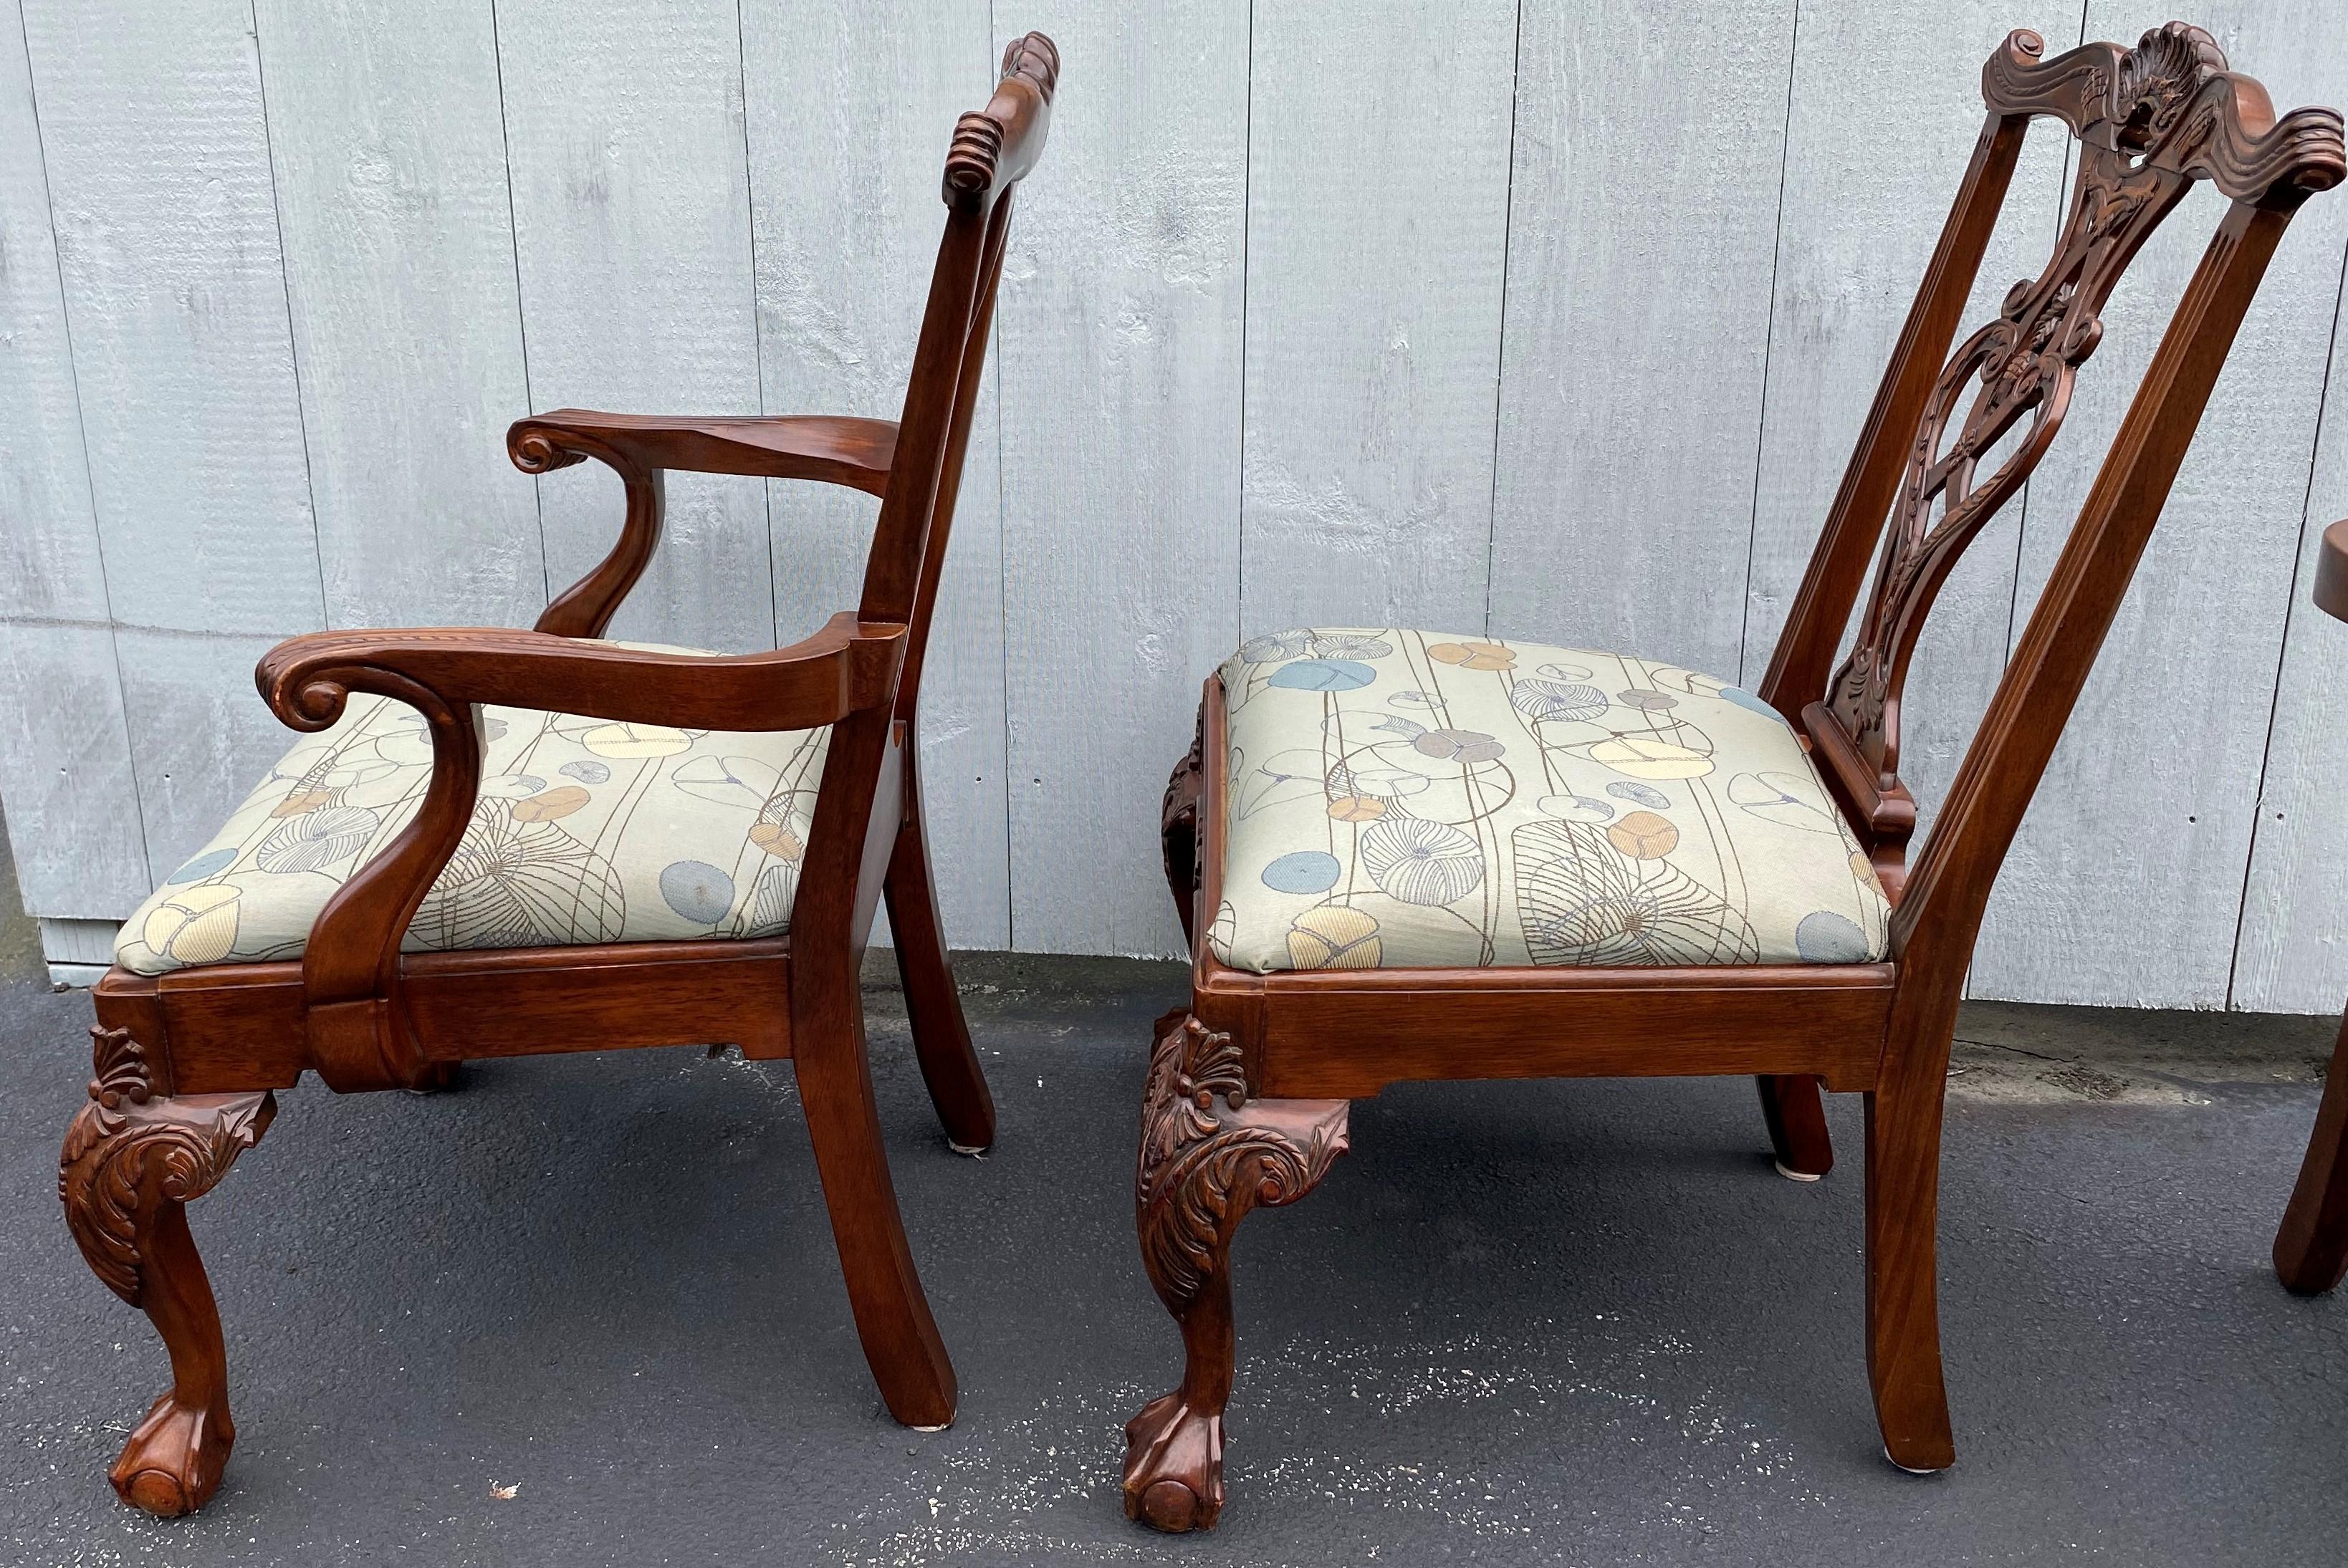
2111, 22, 2226, 150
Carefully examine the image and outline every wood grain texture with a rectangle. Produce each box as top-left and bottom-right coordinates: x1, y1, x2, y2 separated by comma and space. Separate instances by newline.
1239, 0, 1517, 637
997, 0, 1251, 956
1489, 0, 1791, 677
252, 0, 543, 630
2233, 314, 2348, 1011
0, 0, 148, 915
1973, 1, 2348, 1007
0, 625, 148, 914
111, 631, 295, 885
19, 0, 327, 895
17, 0, 322, 638
492, 0, 770, 652
742, 0, 1009, 946
0, 0, 105, 630
1744, 3, 2078, 855
7, 3, 2348, 1019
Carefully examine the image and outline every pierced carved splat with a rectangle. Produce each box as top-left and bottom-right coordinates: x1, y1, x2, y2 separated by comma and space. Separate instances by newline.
1823, 25, 2252, 790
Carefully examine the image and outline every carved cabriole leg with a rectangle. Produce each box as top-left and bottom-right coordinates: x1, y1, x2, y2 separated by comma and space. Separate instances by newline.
1161, 704, 1206, 948
58, 1026, 275, 1516
1121, 1011, 1348, 1533
1757, 1073, 1835, 1179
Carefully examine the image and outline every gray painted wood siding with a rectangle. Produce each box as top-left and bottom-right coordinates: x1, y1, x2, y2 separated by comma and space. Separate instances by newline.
1, 1, 2343, 1009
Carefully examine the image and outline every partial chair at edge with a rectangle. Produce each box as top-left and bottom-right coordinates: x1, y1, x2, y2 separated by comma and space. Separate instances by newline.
1121, 23, 2344, 1532
2271, 516, 2348, 1299
54, 34, 1059, 1518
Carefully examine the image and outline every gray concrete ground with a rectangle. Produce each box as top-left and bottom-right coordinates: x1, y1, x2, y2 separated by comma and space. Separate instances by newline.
2, 810, 2345, 1567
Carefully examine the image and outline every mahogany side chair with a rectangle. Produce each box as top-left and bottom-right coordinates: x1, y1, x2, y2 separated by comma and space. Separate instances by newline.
2272, 516, 2348, 1297
55, 34, 1058, 1518
1122, 24, 2344, 1531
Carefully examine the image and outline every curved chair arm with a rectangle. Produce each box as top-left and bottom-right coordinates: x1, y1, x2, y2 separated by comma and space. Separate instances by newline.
511, 410, 898, 492
253, 612, 907, 1093
509, 411, 901, 639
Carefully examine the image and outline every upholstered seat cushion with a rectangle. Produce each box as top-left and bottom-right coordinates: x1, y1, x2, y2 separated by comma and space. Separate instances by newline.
1207, 628, 1890, 973
115, 643, 830, 976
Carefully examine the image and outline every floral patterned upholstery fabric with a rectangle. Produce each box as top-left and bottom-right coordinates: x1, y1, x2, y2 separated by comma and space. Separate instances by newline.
1208, 628, 1890, 973
115, 643, 830, 976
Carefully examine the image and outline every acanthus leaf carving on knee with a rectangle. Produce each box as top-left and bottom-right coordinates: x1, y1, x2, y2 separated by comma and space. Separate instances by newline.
61, 1027, 274, 1306
1125, 1012, 1348, 1532
1136, 1013, 1347, 1311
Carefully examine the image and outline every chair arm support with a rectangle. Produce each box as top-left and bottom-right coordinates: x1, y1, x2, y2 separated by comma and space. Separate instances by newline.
509, 410, 899, 494
251, 613, 907, 1095
509, 412, 899, 639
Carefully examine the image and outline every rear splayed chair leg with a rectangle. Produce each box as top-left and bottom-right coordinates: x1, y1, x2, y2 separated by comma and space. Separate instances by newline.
1758, 1072, 1834, 1179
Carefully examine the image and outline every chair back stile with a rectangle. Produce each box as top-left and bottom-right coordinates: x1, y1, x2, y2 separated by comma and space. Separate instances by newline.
1762, 25, 2343, 930
794, 34, 1055, 975
896, 196, 1014, 721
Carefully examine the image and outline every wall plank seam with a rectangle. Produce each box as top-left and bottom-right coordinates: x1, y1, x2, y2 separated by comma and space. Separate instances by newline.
1966, 110, 2086, 1007
246, 0, 331, 634
484, 0, 553, 610
1730, 0, 1805, 685
729, 0, 783, 645
989, 1, 1014, 950
2225, 241, 2348, 1008
1233, 0, 1256, 638
11, 0, 152, 884
6, 1, 2346, 1009
1477, 0, 1526, 640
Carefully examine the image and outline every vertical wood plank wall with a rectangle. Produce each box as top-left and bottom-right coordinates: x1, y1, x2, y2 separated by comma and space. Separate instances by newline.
1, 1, 2344, 1009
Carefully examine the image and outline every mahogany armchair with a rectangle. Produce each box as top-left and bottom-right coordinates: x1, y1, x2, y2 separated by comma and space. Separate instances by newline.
56, 34, 1058, 1517
1123, 24, 2344, 1531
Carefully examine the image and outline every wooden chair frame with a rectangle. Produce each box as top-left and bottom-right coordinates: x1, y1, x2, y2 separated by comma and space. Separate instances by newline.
1121, 25, 2344, 1532
55, 34, 1058, 1518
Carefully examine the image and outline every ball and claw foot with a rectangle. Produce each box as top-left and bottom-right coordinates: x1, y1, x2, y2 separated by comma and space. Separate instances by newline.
110, 1394, 234, 1517
1121, 1392, 1224, 1533
60, 1024, 275, 1517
